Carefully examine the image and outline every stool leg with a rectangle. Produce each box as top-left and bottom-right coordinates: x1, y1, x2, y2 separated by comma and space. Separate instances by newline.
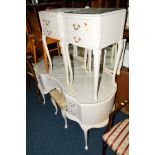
61, 107, 68, 129
51, 98, 58, 115
40, 91, 45, 104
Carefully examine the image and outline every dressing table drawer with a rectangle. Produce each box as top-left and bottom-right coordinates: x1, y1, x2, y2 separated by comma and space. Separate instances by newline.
65, 95, 80, 119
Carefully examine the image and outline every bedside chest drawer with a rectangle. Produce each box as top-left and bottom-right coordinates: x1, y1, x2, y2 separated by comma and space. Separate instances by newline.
63, 17, 99, 49
39, 14, 58, 39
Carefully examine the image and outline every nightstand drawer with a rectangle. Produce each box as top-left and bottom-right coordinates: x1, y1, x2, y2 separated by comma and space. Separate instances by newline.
39, 14, 58, 38
63, 17, 99, 49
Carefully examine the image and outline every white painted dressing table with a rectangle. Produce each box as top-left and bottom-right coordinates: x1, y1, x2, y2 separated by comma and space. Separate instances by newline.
36, 8, 126, 150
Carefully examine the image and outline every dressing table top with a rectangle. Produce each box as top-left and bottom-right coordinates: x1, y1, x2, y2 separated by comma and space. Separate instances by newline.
35, 57, 117, 104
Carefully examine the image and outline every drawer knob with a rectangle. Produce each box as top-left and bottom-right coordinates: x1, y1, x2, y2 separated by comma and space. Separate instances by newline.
43, 19, 50, 26
73, 24, 80, 30
46, 20, 50, 25
71, 111, 76, 116
74, 36, 81, 43
68, 102, 75, 107
71, 104, 75, 107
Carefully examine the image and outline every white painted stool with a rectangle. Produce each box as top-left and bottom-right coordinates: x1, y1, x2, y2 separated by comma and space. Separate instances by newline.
49, 89, 68, 128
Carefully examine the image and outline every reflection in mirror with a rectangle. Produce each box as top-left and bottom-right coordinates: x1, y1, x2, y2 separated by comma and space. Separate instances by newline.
103, 44, 117, 74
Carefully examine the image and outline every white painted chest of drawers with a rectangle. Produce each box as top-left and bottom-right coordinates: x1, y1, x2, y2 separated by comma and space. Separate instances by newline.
39, 8, 81, 40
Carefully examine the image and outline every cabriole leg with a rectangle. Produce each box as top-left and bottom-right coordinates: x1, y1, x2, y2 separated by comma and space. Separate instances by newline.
40, 91, 45, 104
60, 41, 69, 84
82, 126, 89, 150
73, 45, 78, 56
84, 49, 88, 72
64, 43, 73, 84
88, 50, 92, 73
84, 49, 92, 73
42, 35, 53, 74
93, 50, 101, 101
61, 107, 68, 129
51, 98, 58, 115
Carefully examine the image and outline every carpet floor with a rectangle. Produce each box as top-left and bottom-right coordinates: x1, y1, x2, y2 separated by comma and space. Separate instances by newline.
26, 80, 128, 155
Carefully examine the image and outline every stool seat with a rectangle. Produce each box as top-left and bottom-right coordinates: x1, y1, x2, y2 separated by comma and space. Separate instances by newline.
50, 89, 67, 109
49, 89, 68, 128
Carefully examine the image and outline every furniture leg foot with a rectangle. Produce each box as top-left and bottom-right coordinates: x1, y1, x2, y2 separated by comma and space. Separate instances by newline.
40, 91, 45, 104
85, 145, 88, 150
82, 126, 89, 150
61, 108, 68, 129
64, 124, 68, 129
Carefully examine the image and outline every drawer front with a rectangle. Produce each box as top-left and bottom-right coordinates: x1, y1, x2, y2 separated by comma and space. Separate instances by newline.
64, 17, 99, 49
65, 95, 80, 119
39, 14, 58, 39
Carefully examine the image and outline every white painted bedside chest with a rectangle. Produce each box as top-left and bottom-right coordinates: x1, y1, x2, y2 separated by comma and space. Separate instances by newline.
63, 8, 126, 101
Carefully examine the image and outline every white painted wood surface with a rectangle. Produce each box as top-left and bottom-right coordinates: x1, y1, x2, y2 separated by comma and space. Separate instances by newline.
37, 8, 127, 150
38, 8, 126, 101
34, 56, 116, 150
